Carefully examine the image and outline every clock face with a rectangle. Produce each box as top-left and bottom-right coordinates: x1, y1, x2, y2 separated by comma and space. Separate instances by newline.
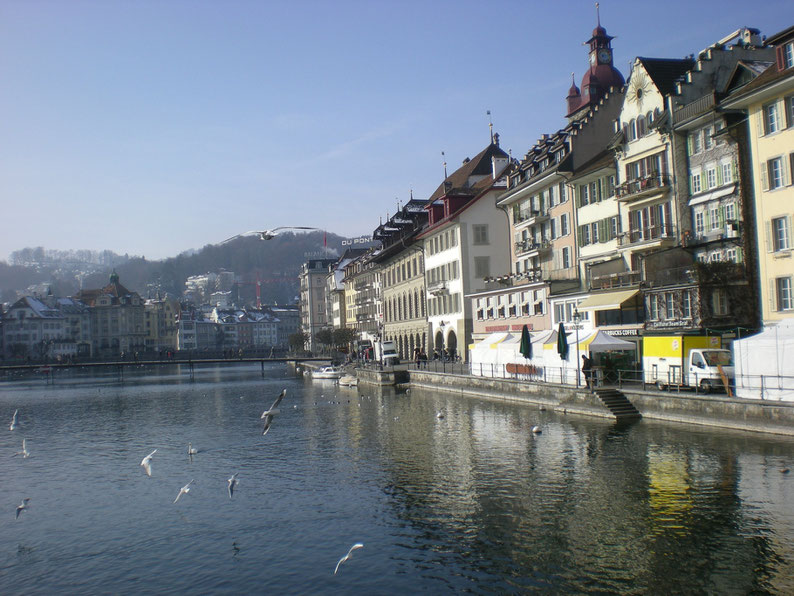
598, 49, 611, 64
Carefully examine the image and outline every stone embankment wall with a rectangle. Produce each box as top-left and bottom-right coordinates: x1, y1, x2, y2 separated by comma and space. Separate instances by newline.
409, 371, 794, 437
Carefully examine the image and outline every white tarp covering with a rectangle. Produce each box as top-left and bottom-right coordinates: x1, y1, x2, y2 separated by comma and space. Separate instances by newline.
581, 330, 636, 353
733, 318, 794, 401
469, 333, 515, 374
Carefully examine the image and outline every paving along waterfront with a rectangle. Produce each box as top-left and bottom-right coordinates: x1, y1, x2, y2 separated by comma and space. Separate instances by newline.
2, 362, 794, 594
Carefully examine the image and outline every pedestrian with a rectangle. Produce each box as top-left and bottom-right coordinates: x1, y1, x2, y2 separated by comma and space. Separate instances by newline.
414, 347, 421, 367
419, 350, 428, 368
582, 354, 593, 388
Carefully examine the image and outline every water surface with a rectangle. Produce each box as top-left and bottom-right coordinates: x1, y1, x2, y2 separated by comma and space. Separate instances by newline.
2, 363, 793, 594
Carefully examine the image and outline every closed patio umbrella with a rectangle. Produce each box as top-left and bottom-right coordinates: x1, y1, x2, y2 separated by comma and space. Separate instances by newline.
557, 321, 569, 361
519, 325, 532, 360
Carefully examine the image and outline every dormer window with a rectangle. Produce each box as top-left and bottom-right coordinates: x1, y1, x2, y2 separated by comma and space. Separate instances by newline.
781, 42, 794, 70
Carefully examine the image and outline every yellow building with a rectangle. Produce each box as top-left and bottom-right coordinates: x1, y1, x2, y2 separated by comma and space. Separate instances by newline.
723, 26, 794, 324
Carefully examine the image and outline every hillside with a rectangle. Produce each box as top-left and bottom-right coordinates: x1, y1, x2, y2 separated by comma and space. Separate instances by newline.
1, 231, 351, 305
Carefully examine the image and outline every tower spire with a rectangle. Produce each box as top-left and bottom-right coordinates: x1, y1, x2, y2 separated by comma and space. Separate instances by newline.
487, 110, 494, 144
596, 2, 601, 26
442, 151, 447, 179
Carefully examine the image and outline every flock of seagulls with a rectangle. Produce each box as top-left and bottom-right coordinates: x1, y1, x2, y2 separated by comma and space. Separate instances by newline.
4, 385, 396, 577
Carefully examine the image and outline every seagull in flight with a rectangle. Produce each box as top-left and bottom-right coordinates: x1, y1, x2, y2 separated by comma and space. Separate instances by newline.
334, 543, 364, 575
173, 480, 195, 504
221, 227, 318, 244
227, 473, 239, 499
261, 389, 287, 436
9, 409, 19, 430
16, 498, 30, 519
13, 439, 30, 458
140, 449, 157, 477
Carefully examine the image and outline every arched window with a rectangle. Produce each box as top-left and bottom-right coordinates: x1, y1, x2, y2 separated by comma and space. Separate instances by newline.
629, 119, 637, 141
637, 115, 646, 137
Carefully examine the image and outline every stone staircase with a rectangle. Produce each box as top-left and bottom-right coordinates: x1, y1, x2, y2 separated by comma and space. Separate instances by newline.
593, 388, 642, 420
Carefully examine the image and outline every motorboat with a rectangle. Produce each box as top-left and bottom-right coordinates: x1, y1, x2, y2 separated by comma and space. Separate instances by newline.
337, 374, 358, 387
312, 365, 344, 380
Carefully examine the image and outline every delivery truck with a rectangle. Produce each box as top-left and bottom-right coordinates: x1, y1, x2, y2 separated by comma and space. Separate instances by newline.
373, 340, 400, 366
643, 334, 734, 393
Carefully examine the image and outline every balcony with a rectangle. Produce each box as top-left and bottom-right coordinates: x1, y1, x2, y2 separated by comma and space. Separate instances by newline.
618, 224, 677, 248
615, 174, 671, 202
427, 280, 450, 297
514, 209, 550, 228
515, 238, 551, 257
591, 270, 642, 290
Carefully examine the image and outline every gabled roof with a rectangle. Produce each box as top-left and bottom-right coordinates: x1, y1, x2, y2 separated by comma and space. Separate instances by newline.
637, 57, 696, 96
429, 141, 508, 201
723, 54, 794, 105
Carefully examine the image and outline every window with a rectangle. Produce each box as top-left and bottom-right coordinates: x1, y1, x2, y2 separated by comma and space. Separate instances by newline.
562, 247, 571, 269
777, 277, 793, 311
550, 218, 557, 239
591, 222, 599, 244
472, 224, 489, 245
664, 292, 675, 319
703, 126, 714, 150
474, 256, 490, 278
579, 184, 590, 207
682, 291, 692, 319
784, 42, 794, 69
725, 203, 736, 222
691, 131, 703, 154
722, 162, 733, 184
768, 157, 784, 189
559, 182, 567, 203
560, 213, 569, 236
649, 295, 659, 320
712, 289, 728, 316
581, 224, 591, 245
772, 216, 791, 251
764, 102, 780, 135
706, 168, 717, 189
692, 172, 702, 194
787, 96, 794, 128
695, 212, 705, 235
710, 206, 721, 230
606, 175, 615, 197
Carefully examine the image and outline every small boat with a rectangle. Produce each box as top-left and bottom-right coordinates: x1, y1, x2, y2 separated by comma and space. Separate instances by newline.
337, 374, 358, 387
312, 366, 344, 380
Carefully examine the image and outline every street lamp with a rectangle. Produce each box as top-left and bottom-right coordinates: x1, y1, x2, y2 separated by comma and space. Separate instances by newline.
573, 306, 581, 388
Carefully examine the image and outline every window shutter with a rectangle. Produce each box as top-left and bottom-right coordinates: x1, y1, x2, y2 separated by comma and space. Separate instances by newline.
760, 162, 769, 191
787, 216, 793, 250
765, 220, 773, 252
687, 135, 693, 156
717, 164, 723, 186
689, 175, 694, 194
757, 109, 765, 137
598, 219, 606, 243
790, 153, 794, 185
578, 226, 585, 247
776, 46, 785, 70
769, 278, 777, 312
704, 209, 711, 230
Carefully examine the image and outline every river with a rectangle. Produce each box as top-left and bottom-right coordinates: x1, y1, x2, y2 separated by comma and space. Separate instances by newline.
1, 363, 793, 594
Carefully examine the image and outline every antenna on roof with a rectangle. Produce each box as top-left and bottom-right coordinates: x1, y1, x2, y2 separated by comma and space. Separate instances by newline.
410, 188, 413, 200
487, 110, 494, 144
396, 197, 401, 212
596, 2, 601, 26
442, 151, 447, 179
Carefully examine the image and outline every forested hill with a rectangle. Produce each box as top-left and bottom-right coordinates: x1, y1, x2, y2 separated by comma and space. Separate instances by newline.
1, 231, 354, 305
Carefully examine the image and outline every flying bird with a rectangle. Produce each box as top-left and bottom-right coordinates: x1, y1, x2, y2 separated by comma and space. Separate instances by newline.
140, 449, 157, 477
9, 409, 19, 430
16, 498, 30, 519
221, 227, 318, 244
334, 543, 364, 575
173, 480, 195, 504
13, 439, 29, 458
261, 389, 287, 436
227, 473, 239, 499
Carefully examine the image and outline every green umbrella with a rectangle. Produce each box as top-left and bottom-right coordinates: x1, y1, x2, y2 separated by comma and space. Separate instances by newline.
519, 325, 532, 359
557, 321, 569, 361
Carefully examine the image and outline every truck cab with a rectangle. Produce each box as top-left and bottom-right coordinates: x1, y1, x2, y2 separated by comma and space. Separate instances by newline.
374, 340, 400, 366
688, 349, 734, 393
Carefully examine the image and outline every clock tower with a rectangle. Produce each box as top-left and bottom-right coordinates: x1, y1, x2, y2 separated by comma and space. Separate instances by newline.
566, 6, 624, 119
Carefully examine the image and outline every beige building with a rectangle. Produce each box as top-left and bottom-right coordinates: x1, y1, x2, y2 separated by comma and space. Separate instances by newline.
144, 296, 180, 353
723, 26, 794, 324
299, 258, 336, 352
372, 199, 428, 360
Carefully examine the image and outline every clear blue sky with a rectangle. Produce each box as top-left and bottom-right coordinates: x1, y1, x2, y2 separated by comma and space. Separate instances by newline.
1, 0, 789, 261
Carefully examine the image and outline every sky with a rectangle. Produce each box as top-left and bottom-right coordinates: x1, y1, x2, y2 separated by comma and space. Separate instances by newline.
1, 0, 789, 262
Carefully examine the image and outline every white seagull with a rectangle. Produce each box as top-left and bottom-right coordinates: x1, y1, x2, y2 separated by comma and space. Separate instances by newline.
9, 409, 19, 431
221, 227, 318, 244
16, 498, 30, 519
334, 543, 364, 575
227, 473, 239, 499
140, 449, 157, 477
173, 480, 195, 504
261, 389, 287, 436
188, 443, 198, 456
13, 439, 30, 458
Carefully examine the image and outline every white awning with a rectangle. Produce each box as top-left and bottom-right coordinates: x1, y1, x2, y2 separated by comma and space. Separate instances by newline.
688, 184, 736, 207
576, 289, 639, 311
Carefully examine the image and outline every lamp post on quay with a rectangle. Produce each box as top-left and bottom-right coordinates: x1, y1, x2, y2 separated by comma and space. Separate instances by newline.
573, 306, 581, 388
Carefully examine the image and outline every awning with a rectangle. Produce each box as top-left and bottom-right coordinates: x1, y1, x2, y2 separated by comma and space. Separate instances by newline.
688, 184, 736, 207
576, 289, 639, 311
